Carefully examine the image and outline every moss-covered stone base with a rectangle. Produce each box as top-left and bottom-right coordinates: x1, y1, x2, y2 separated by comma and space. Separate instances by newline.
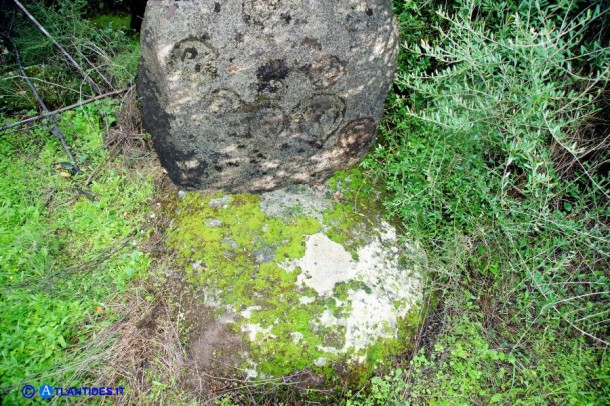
167, 170, 424, 385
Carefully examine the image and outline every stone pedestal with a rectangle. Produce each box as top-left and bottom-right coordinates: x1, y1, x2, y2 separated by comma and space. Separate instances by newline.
168, 171, 424, 385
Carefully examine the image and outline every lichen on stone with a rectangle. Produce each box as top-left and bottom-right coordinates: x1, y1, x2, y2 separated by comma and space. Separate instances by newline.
167, 170, 424, 384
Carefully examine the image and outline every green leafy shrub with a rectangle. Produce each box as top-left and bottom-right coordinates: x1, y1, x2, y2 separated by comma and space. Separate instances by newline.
370, 0, 610, 346
360, 0, 609, 403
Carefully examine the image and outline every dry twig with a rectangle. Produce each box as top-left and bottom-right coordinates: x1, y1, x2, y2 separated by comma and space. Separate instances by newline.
0, 88, 129, 133
6, 34, 79, 170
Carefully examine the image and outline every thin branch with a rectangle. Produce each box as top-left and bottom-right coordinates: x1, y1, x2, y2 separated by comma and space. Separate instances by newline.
542, 291, 610, 311
74, 39, 113, 88
4, 74, 81, 93
11, 0, 102, 95
6, 34, 79, 169
85, 141, 121, 185
561, 314, 610, 347
0, 88, 130, 133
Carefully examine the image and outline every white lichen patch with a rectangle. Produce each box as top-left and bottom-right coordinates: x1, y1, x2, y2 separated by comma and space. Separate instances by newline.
299, 296, 316, 305
314, 357, 328, 367
291, 332, 304, 345
209, 195, 231, 209
205, 218, 223, 227
286, 221, 422, 354
317, 345, 341, 355
294, 233, 359, 295
240, 306, 262, 319
241, 323, 276, 342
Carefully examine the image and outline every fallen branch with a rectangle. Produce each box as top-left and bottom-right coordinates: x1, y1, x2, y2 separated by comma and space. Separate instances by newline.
7, 35, 79, 170
12, 0, 102, 95
0, 88, 130, 133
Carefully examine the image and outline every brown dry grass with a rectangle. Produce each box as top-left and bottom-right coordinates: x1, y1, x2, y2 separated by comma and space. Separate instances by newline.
89, 292, 186, 405
104, 86, 150, 159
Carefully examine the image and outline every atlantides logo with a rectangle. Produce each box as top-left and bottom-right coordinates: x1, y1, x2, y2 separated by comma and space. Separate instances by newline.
21, 384, 125, 399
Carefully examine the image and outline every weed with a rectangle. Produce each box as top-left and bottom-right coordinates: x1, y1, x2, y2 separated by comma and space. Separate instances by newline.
0, 102, 154, 403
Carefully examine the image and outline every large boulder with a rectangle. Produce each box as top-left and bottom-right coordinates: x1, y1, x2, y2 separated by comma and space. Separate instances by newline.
138, 0, 399, 192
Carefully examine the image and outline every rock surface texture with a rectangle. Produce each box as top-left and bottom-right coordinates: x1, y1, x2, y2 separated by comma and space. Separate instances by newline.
167, 170, 424, 384
138, 0, 399, 192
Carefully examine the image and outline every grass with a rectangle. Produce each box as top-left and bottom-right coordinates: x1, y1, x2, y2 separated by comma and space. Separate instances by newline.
0, 101, 156, 403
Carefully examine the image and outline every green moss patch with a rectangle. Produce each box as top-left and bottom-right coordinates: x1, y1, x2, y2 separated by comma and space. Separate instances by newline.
323, 169, 384, 259
169, 192, 341, 376
170, 193, 320, 308
167, 170, 423, 383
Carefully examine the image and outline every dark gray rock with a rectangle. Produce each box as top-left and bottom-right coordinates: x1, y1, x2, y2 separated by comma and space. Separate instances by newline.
139, 0, 399, 192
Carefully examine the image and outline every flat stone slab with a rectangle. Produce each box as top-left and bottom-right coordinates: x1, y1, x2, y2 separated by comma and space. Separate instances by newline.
167, 171, 424, 383
138, 0, 399, 192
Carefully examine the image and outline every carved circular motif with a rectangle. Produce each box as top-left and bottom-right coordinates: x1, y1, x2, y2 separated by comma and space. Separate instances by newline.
308, 56, 346, 89
336, 117, 376, 155
169, 38, 218, 81
203, 89, 243, 115
291, 95, 345, 146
